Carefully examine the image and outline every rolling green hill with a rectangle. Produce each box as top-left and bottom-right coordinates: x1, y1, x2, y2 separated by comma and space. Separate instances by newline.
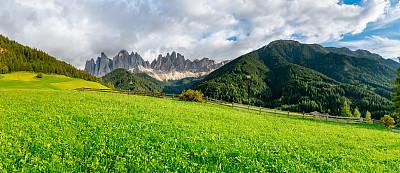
0, 35, 111, 88
103, 68, 205, 94
0, 72, 108, 90
102, 68, 163, 92
192, 40, 395, 119
0, 89, 399, 172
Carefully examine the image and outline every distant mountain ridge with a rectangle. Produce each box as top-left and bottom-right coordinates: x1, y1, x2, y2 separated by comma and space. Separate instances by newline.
324, 46, 399, 70
84, 50, 230, 80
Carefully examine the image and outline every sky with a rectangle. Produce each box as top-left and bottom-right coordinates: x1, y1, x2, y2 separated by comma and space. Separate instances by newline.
0, 0, 399, 69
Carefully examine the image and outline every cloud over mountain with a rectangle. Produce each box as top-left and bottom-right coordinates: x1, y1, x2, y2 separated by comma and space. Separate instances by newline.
0, 0, 397, 69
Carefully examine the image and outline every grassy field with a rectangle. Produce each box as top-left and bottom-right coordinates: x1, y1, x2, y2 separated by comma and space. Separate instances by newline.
0, 72, 108, 90
0, 90, 399, 172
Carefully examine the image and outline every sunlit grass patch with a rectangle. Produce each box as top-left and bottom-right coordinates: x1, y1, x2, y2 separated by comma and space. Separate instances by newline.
0, 72, 107, 90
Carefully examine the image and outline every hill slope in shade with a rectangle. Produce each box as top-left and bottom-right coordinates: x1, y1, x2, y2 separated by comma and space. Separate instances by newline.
0, 72, 108, 90
0, 90, 398, 172
192, 40, 395, 119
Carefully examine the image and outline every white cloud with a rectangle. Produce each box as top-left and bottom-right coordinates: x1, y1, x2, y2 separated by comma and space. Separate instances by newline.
0, 0, 392, 69
369, 0, 400, 29
339, 36, 400, 58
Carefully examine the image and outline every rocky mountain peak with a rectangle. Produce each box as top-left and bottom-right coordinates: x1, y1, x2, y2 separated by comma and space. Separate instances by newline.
118, 50, 129, 57
100, 52, 107, 58
84, 50, 231, 80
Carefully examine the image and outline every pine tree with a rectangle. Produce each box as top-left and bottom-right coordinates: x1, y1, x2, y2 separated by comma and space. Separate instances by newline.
353, 107, 361, 118
340, 101, 352, 117
365, 110, 371, 119
393, 58, 400, 121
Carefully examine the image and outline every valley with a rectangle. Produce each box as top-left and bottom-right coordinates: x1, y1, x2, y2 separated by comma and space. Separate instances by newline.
1, 35, 399, 172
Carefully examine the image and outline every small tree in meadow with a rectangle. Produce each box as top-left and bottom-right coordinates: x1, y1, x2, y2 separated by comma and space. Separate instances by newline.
179, 89, 203, 102
353, 107, 361, 118
36, 72, 43, 78
106, 82, 114, 90
365, 110, 371, 119
340, 101, 352, 117
380, 115, 395, 128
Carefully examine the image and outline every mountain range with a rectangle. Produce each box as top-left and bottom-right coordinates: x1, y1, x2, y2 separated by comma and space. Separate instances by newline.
191, 40, 398, 119
2, 32, 398, 119
84, 50, 230, 80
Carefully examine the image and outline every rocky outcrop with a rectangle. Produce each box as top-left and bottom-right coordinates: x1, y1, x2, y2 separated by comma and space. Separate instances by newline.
150, 51, 228, 73
84, 51, 230, 80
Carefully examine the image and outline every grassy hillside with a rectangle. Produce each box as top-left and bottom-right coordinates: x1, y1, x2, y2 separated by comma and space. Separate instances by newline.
0, 35, 110, 86
0, 89, 399, 172
0, 72, 108, 90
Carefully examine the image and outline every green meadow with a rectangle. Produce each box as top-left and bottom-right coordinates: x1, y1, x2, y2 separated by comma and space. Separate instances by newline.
0, 89, 399, 172
0, 72, 108, 90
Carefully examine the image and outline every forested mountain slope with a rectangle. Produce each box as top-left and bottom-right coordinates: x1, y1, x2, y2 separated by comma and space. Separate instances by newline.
267, 41, 396, 99
192, 40, 395, 119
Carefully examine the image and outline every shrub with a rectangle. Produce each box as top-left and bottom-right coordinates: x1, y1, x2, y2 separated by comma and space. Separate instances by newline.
179, 89, 203, 102
365, 110, 371, 119
0, 63, 8, 74
36, 72, 43, 78
340, 101, 352, 117
380, 115, 395, 127
353, 107, 361, 118
105, 82, 115, 90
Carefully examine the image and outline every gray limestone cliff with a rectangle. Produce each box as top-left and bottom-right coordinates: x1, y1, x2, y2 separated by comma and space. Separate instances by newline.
84, 51, 230, 80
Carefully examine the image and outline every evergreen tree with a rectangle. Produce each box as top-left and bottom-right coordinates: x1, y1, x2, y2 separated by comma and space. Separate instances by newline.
365, 110, 371, 119
340, 101, 352, 117
353, 107, 361, 118
393, 57, 400, 121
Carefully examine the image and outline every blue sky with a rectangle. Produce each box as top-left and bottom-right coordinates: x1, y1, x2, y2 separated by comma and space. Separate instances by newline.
323, 0, 400, 58
342, 0, 363, 5
0, 0, 399, 69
